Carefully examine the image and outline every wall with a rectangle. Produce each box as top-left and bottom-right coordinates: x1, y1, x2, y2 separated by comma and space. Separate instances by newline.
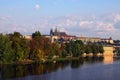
103, 46, 114, 56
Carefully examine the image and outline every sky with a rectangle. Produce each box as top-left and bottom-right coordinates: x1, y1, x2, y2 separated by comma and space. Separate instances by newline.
0, 0, 120, 39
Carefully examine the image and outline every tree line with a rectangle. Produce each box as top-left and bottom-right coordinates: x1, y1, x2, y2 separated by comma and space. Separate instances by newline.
0, 31, 104, 64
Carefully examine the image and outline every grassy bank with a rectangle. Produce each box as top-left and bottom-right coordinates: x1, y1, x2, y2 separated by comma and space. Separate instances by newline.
0, 56, 104, 64
40, 57, 80, 64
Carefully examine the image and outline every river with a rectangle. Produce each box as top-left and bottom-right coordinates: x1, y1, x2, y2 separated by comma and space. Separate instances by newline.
0, 57, 120, 80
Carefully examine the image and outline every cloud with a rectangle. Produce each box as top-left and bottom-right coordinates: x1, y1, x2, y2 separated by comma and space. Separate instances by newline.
35, 4, 40, 10
113, 14, 120, 22
0, 13, 120, 39
79, 21, 93, 27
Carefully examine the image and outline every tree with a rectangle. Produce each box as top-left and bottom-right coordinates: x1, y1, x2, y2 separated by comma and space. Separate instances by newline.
75, 40, 84, 56
30, 35, 49, 60
65, 40, 84, 57
75, 40, 84, 46
85, 45, 92, 54
117, 48, 120, 56
62, 49, 68, 57
13, 32, 22, 38
20, 38, 30, 59
98, 45, 104, 53
50, 43, 61, 56
31, 48, 45, 61
91, 45, 99, 55
65, 41, 74, 56
9, 32, 30, 61
32, 31, 41, 38
0, 34, 13, 63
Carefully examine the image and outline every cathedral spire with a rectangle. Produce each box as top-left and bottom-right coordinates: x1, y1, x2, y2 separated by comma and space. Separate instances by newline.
55, 27, 58, 33
50, 28, 53, 36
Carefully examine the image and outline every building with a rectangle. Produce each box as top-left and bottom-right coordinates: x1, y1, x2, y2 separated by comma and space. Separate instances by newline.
24, 35, 32, 40
76, 37, 101, 43
50, 28, 76, 43
76, 36, 114, 45
26, 28, 114, 44
101, 37, 114, 44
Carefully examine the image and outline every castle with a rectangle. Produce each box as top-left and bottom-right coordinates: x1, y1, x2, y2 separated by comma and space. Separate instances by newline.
50, 28, 76, 43
24, 28, 114, 44
49, 28, 114, 44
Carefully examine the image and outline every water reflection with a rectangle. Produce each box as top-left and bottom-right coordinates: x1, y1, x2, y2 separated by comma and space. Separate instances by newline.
0, 57, 108, 80
0, 61, 70, 80
103, 53, 114, 64
104, 56, 113, 64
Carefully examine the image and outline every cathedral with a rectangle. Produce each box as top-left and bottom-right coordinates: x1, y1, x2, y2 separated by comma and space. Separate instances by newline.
46, 28, 114, 44
50, 28, 76, 43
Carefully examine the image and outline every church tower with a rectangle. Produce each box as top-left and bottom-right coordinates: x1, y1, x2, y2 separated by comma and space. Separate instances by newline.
50, 28, 53, 36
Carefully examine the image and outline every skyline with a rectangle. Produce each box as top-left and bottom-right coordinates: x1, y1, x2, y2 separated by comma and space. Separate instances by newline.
0, 0, 120, 39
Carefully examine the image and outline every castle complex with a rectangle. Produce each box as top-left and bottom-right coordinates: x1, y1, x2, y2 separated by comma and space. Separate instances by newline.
50, 28, 76, 43
49, 28, 114, 44
24, 28, 120, 57
24, 28, 114, 45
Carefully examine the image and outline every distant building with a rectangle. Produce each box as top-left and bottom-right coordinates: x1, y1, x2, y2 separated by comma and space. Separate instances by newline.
76, 37, 101, 43
50, 28, 76, 43
76, 36, 114, 44
101, 37, 114, 44
26, 28, 114, 44
24, 35, 32, 40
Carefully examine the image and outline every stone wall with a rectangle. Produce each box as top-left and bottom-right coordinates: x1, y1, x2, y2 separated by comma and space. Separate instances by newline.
103, 46, 114, 56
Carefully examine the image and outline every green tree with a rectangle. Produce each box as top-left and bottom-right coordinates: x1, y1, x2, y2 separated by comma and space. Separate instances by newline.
85, 45, 92, 54
10, 32, 30, 61
98, 45, 104, 53
62, 49, 68, 58
65, 40, 84, 57
51, 43, 61, 56
74, 40, 84, 56
91, 45, 99, 55
20, 38, 30, 59
12, 41, 24, 61
32, 31, 41, 38
65, 41, 73, 56
0, 34, 13, 63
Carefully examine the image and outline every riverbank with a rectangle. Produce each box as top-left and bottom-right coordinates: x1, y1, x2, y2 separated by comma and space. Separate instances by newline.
33, 57, 80, 64
0, 53, 107, 64
0, 57, 88, 65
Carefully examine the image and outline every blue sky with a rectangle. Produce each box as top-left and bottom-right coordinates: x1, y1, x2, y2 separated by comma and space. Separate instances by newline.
0, 0, 120, 39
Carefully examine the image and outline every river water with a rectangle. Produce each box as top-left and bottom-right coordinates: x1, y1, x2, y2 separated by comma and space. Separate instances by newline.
0, 57, 120, 80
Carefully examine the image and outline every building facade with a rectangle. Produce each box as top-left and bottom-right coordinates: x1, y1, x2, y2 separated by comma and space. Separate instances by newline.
50, 28, 76, 43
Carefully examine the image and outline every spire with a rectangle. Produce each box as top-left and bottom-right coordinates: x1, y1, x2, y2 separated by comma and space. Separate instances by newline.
109, 37, 112, 40
55, 27, 58, 33
50, 28, 53, 36
54, 27, 58, 36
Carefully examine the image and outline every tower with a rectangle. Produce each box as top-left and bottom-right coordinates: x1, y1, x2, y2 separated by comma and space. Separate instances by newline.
55, 27, 57, 34
54, 27, 59, 36
50, 28, 53, 36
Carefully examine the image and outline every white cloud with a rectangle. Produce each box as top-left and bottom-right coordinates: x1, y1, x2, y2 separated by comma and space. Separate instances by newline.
35, 4, 40, 10
66, 19, 77, 26
114, 14, 120, 22
94, 22, 115, 31
79, 21, 93, 27
1, 13, 120, 39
